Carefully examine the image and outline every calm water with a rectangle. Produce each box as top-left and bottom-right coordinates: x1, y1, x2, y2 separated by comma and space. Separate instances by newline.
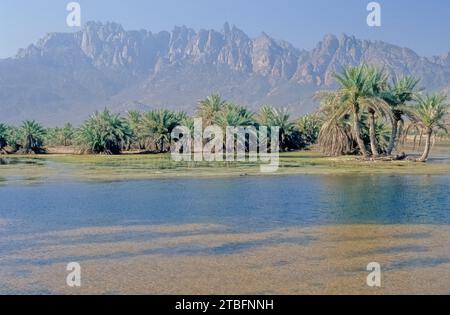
1, 174, 450, 294
1, 175, 449, 237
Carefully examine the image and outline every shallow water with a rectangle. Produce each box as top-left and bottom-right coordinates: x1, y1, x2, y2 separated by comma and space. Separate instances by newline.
0, 175, 449, 294
0, 175, 449, 234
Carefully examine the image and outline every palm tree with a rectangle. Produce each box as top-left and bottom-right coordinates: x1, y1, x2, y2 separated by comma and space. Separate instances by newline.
404, 94, 449, 162
333, 66, 371, 157
374, 119, 392, 153
257, 106, 295, 151
44, 127, 60, 146
382, 76, 420, 155
297, 114, 322, 146
212, 104, 256, 155
197, 94, 226, 126
77, 109, 132, 154
0, 124, 8, 153
127, 110, 145, 150
20, 120, 46, 154
257, 106, 275, 126
61, 123, 75, 146
214, 103, 255, 128
141, 109, 180, 153
317, 99, 355, 156
271, 108, 294, 151
5, 126, 21, 152
364, 67, 391, 157
317, 65, 391, 158
46, 123, 76, 146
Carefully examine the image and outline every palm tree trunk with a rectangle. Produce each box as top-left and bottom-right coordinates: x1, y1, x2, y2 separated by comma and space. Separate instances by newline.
387, 119, 399, 155
418, 128, 432, 162
352, 104, 369, 158
25, 135, 33, 153
368, 109, 379, 157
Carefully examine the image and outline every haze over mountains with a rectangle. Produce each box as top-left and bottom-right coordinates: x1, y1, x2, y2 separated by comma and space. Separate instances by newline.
1, 21, 450, 125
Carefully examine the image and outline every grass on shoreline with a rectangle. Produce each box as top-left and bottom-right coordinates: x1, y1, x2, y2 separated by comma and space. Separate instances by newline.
1, 148, 450, 184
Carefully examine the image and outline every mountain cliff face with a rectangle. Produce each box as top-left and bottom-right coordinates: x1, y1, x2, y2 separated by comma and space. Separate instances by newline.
1, 21, 450, 124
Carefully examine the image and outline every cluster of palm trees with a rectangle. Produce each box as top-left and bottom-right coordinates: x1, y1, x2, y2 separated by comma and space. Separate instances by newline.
125, 109, 190, 153
316, 65, 449, 162
1, 66, 447, 161
45, 123, 76, 147
126, 96, 320, 153
197, 94, 319, 152
0, 95, 320, 155
0, 120, 46, 154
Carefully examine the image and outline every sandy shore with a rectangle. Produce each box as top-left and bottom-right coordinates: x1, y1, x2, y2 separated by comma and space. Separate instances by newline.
0, 224, 449, 294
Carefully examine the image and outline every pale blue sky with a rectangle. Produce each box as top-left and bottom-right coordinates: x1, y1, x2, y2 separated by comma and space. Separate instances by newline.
0, 0, 449, 58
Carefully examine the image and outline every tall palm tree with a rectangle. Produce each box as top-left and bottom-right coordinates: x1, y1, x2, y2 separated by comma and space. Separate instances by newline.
405, 94, 449, 162
382, 76, 420, 155
318, 66, 369, 157
61, 123, 75, 146
212, 103, 256, 155
258, 106, 314, 151
77, 109, 132, 154
257, 106, 295, 151
127, 110, 145, 150
317, 99, 355, 156
20, 120, 46, 154
317, 65, 391, 158
364, 67, 391, 157
197, 94, 226, 126
141, 109, 180, 153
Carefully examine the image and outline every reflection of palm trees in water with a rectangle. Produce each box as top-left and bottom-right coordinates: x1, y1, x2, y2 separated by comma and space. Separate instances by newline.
317, 176, 435, 224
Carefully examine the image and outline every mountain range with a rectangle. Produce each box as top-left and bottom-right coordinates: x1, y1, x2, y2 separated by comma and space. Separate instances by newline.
1, 21, 450, 125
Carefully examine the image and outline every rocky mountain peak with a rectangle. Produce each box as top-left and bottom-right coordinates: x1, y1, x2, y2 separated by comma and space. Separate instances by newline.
2, 22, 450, 124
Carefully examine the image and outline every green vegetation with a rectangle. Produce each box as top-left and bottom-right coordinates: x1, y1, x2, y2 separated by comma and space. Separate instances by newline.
316, 66, 387, 157
197, 94, 226, 126
0, 65, 448, 166
0, 122, 46, 154
1, 148, 450, 184
296, 114, 321, 147
77, 109, 132, 154
45, 123, 76, 147
382, 76, 420, 155
258, 106, 296, 151
404, 94, 449, 162
140, 109, 186, 153
18, 120, 46, 154
316, 65, 448, 160
0, 123, 7, 153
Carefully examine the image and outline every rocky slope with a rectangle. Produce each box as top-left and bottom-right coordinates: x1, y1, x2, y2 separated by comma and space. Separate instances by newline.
1, 21, 449, 124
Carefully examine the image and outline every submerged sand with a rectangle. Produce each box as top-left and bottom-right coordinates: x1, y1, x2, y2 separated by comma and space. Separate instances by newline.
0, 223, 449, 294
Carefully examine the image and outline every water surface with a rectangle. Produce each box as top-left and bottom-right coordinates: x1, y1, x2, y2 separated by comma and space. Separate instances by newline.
0, 175, 449, 294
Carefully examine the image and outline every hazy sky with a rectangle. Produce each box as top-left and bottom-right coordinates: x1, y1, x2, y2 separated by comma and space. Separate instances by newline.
0, 0, 449, 58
